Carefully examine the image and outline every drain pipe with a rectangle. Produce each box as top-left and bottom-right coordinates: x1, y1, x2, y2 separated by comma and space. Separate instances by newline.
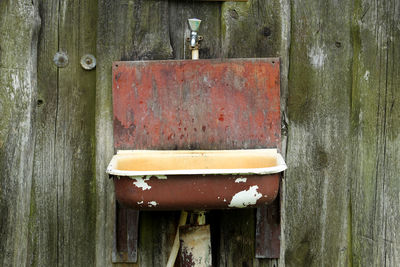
166, 18, 205, 267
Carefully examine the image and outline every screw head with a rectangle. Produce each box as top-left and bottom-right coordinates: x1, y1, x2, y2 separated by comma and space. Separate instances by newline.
53, 52, 69, 68
80, 54, 96, 70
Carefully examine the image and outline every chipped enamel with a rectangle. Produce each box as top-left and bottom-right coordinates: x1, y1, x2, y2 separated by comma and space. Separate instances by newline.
147, 201, 158, 207
235, 177, 247, 183
133, 177, 151, 191
228, 186, 262, 208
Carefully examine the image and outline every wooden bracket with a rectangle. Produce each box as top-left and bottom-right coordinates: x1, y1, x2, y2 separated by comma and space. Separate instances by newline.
112, 203, 139, 263
255, 177, 281, 259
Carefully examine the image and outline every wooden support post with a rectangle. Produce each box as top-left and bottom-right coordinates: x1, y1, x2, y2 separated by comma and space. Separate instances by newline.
112, 203, 139, 263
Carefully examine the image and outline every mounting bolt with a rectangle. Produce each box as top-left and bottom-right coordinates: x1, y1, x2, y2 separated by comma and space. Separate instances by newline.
53, 52, 69, 68
80, 54, 96, 70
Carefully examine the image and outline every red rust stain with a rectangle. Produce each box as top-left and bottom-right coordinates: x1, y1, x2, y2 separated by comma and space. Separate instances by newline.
112, 59, 280, 150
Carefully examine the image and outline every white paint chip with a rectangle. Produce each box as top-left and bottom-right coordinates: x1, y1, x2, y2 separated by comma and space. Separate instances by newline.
133, 177, 152, 190
156, 175, 167, 179
235, 177, 247, 183
228, 185, 262, 208
137, 201, 144, 205
148, 201, 158, 207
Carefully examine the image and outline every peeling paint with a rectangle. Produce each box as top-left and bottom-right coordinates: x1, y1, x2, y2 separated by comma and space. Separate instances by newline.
155, 175, 167, 179
137, 201, 144, 204
147, 201, 158, 207
133, 177, 151, 190
235, 177, 247, 183
228, 185, 262, 208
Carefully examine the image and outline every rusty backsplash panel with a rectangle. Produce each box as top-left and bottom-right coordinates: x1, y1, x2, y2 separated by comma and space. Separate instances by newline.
112, 58, 280, 150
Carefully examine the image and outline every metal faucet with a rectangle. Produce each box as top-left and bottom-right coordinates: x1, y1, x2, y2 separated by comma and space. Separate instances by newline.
187, 18, 203, 59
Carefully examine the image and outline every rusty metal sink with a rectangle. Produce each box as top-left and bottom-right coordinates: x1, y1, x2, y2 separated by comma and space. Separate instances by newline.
109, 58, 285, 211
107, 149, 286, 210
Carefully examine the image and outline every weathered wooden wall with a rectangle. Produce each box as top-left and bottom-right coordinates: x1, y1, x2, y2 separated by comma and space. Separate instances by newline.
284, 1, 400, 266
0, 0, 399, 266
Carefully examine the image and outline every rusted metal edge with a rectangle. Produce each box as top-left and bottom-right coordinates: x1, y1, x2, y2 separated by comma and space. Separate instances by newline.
113, 57, 279, 66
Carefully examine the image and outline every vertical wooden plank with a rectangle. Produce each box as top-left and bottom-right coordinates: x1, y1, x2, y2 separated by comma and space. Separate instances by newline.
284, 0, 353, 266
27, 1, 59, 265
0, 1, 40, 266
96, 1, 175, 266
218, 0, 285, 266
28, 0, 98, 266
255, 196, 280, 258
113, 204, 140, 262
56, 0, 97, 265
350, 0, 400, 265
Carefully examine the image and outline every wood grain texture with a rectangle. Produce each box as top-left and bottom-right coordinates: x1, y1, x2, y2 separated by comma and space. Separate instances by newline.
0, 1, 40, 266
284, 0, 354, 266
27, 1, 59, 265
221, 0, 282, 58
27, 0, 98, 266
283, 0, 400, 266
350, 0, 400, 265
